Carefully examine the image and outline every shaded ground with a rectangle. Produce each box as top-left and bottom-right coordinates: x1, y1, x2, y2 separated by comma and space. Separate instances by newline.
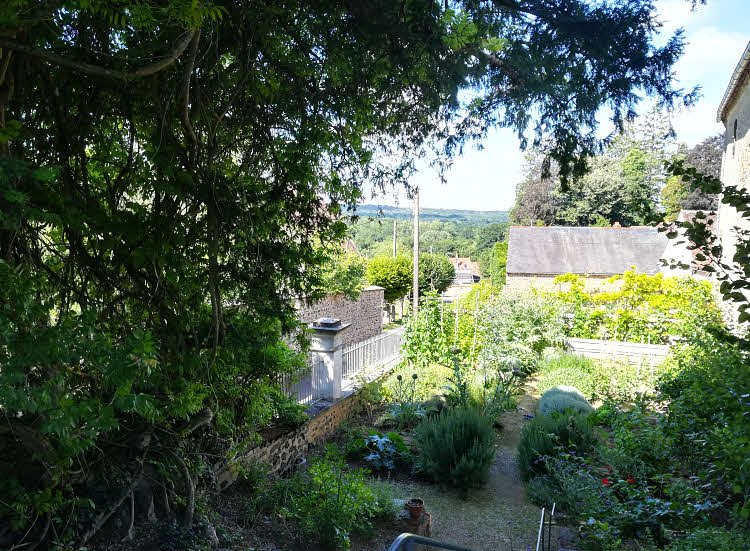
353, 382, 543, 551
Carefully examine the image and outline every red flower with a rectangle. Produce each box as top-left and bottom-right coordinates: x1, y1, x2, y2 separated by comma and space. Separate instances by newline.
602, 478, 611, 485
607, 466, 613, 472
627, 477, 635, 484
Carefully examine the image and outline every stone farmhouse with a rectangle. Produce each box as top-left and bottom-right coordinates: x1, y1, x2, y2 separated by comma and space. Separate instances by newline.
505, 225, 668, 292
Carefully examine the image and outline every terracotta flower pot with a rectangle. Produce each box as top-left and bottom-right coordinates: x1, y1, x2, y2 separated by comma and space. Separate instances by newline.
407, 498, 424, 519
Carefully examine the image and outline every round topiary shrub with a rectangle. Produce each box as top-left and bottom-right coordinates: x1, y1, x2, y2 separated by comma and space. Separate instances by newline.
414, 407, 496, 489
538, 385, 594, 415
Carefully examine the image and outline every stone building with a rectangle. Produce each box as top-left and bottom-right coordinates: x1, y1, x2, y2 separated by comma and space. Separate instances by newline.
717, 40, 750, 328
505, 225, 668, 292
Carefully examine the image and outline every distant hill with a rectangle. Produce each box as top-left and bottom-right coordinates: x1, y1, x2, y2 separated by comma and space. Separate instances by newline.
353, 204, 509, 225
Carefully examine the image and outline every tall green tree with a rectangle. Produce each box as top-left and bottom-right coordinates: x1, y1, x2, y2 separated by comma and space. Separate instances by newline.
661, 135, 722, 219
478, 241, 508, 287
365, 255, 413, 304
418, 252, 456, 295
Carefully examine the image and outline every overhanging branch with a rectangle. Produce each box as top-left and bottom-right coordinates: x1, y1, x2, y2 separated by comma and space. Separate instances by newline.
0, 29, 197, 81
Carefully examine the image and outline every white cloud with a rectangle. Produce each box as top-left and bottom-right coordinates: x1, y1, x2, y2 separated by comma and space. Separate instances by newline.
656, 0, 709, 34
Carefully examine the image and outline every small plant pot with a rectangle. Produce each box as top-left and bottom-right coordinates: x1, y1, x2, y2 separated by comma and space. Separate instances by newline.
407, 498, 424, 519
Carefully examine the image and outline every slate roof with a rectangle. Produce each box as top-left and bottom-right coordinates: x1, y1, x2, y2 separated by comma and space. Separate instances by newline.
718, 40, 750, 123
506, 226, 668, 276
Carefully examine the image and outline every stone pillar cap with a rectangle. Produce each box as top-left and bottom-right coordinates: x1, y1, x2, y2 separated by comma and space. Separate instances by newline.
310, 318, 351, 332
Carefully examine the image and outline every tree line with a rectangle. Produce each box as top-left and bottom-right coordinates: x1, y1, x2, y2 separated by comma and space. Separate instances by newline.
511, 109, 722, 227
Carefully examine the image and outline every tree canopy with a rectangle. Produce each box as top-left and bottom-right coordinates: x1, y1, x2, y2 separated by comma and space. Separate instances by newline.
365, 255, 413, 303
512, 109, 680, 226
0, 0, 697, 546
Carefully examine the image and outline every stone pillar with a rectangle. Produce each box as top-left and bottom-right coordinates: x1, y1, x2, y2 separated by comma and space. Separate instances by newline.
310, 318, 350, 401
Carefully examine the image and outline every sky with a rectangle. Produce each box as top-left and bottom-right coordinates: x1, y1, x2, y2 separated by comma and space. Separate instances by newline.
364, 0, 750, 212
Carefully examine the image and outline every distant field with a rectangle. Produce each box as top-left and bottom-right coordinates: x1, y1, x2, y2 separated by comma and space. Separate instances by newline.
353, 204, 509, 224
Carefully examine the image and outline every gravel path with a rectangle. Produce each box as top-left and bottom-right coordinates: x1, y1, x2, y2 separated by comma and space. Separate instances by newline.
355, 383, 543, 551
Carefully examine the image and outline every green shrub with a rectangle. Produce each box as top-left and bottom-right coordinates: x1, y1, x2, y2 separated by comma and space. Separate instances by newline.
598, 404, 673, 480
479, 292, 567, 376
538, 385, 594, 415
292, 453, 379, 549
537, 352, 597, 397
659, 340, 750, 516
518, 412, 596, 481
663, 526, 750, 551
245, 447, 392, 549
415, 407, 496, 489
526, 453, 611, 517
360, 431, 411, 471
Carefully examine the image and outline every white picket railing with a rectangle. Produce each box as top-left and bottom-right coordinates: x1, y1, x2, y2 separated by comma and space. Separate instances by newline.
279, 327, 404, 404
278, 354, 326, 405
341, 326, 404, 389
568, 337, 669, 366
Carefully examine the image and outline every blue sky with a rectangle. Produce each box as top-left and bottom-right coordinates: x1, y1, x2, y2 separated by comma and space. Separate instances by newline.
366, 0, 750, 212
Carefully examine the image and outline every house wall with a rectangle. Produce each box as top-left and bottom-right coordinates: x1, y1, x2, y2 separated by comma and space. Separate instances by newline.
505, 274, 624, 293
295, 286, 384, 347
719, 66, 750, 328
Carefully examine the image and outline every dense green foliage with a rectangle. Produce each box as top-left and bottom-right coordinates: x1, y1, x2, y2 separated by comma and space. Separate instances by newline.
400, 295, 452, 370
663, 160, 750, 332
512, 109, 677, 226
552, 270, 722, 343
365, 255, 413, 303
517, 412, 596, 481
318, 249, 368, 300
536, 353, 599, 398
479, 292, 566, 374
364, 252, 455, 302
536, 351, 668, 403
418, 252, 456, 295
538, 385, 594, 416
526, 332, 750, 550
415, 407, 496, 489
660, 135, 721, 220
244, 448, 396, 549
477, 241, 508, 287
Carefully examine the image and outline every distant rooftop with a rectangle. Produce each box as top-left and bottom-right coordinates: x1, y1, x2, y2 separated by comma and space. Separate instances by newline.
506, 226, 668, 276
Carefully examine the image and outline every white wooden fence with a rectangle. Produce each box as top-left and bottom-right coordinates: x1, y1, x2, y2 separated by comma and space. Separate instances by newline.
341, 326, 404, 389
568, 337, 670, 366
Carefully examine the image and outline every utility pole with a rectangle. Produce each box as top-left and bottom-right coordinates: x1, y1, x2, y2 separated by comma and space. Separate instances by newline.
412, 187, 419, 318
392, 220, 397, 257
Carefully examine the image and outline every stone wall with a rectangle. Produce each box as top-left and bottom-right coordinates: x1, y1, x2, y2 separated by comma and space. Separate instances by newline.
295, 286, 384, 347
217, 384, 372, 489
718, 62, 750, 331
505, 274, 624, 293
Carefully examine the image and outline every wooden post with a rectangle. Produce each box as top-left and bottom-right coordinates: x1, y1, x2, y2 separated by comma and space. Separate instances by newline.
412, 188, 419, 318
454, 300, 459, 347
471, 292, 480, 367
393, 219, 397, 257
440, 296, 444, 333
